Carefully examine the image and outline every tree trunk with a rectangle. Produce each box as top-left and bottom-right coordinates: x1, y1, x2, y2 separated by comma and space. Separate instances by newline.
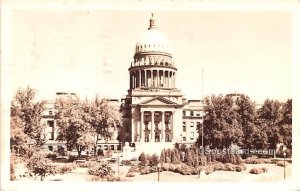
77, 145, 82, 157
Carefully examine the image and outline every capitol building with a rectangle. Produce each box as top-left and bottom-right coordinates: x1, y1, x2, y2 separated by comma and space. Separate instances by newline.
120, 14, 203, 154
42, 14, 204, 155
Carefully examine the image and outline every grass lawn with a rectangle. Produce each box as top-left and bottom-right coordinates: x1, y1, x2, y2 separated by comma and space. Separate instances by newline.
13, 161, 291, 182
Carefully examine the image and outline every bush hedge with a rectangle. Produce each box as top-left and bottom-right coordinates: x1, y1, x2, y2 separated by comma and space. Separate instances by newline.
249, 167, 268, 174
276, 161, 287, 167
88, 161, 115, 179
26, 151, 59, 181
244, 158, 272, 164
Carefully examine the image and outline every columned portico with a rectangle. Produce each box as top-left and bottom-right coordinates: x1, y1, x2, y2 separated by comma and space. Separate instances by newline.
139, 108, 175, 143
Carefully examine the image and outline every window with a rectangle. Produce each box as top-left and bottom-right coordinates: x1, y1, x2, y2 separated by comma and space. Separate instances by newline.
197, 122, 201, 129
190, 132, 194, 141
47, 121, 54, 140
48, 146, 53, 151
183, 122, 186, 132
190, 122, 194, 128
196, 111, 200, 117
183, 111, 186, 116
49, 110, 53, 115
183, 137, 186, 141
190, 111, 194, 116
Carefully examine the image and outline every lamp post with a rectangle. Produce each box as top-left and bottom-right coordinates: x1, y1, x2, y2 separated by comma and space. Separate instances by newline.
283, 152, 286, 179
157, 163, 161, 182
117, 151, 120, 177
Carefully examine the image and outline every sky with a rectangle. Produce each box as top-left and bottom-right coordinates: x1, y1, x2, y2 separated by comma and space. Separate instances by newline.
8, 10, 292, 103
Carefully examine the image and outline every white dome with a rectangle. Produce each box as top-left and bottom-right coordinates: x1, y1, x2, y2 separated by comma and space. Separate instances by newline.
135, 29, 170, 53
135, 14, 171, 54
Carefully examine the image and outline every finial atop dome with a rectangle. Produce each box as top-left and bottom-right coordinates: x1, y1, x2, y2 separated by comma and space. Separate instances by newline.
148, 13, 157, 30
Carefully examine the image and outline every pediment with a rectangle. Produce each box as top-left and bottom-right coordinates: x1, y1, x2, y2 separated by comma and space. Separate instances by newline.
139, 96, 178, 106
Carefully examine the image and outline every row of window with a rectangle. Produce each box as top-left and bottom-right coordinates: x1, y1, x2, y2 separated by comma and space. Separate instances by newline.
136, 43, 165, 50
182, 132, 194, 141
182, 121, 201, 132
183, 110, 201, 117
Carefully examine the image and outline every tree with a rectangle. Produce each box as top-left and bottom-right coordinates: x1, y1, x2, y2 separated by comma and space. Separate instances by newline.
10, 86, 47, 152
200, 95, 243, 149
279, 99, 292, 148
235, 94, 257, 149
257, 99, 283, 150
55, 95, 94, 157
86, 96, 122, 149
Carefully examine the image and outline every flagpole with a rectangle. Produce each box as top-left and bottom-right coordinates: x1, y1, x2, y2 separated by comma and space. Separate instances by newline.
201, 69, 204, 155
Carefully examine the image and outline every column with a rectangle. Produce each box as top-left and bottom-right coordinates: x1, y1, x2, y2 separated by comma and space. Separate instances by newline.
169, 71, 172, 88
151, 70, 153, 87
174, 72, 176, 87
131, 118, 134, 142
132, 73, 134, 89
130, 73, 132, 89
156, 70, 159, 87
139, 70, 142, 87
134, 73, 137, 88
162, 70, 165, 88
151, 111, 155, 142
171, 111, 175, 142
172, 72, 175, 88
144, 70, 147, 87
166, 71, 169, 88
140, 111, 144, 142
161, 111, 165, 142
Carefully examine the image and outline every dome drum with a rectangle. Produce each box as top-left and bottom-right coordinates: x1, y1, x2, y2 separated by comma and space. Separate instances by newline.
131, 54, 176, 69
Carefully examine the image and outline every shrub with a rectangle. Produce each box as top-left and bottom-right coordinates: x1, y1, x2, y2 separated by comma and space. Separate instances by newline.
249, 167, 267, 174
88, 161, 115, 179
261, 167, 268, 173
26, 152, 58, 181
77, 161, 95, 168
199, 155, 207, 166
57, 164, 75, 174
204, 166, 213, 175
161, 163, 170, 171
10, 161, 16, 181
149, 154, 159, 167
172, 160, 181, 165
126, 173, 135, 177
180, 144, 187, 151
235, 164, 246, 172
276, 161, 287, 167
46, 153, 57, 159
128, 165, 140, 173
216, 153, 242, 165
244, 158, 267, 164
121, 160, 131, 166
165, 157, 171, 163
208, 161, 226, 171
169, 163, 181, 173
140, 166, 150, 175
138, 152, 148, 166
225, 163, 236, 171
